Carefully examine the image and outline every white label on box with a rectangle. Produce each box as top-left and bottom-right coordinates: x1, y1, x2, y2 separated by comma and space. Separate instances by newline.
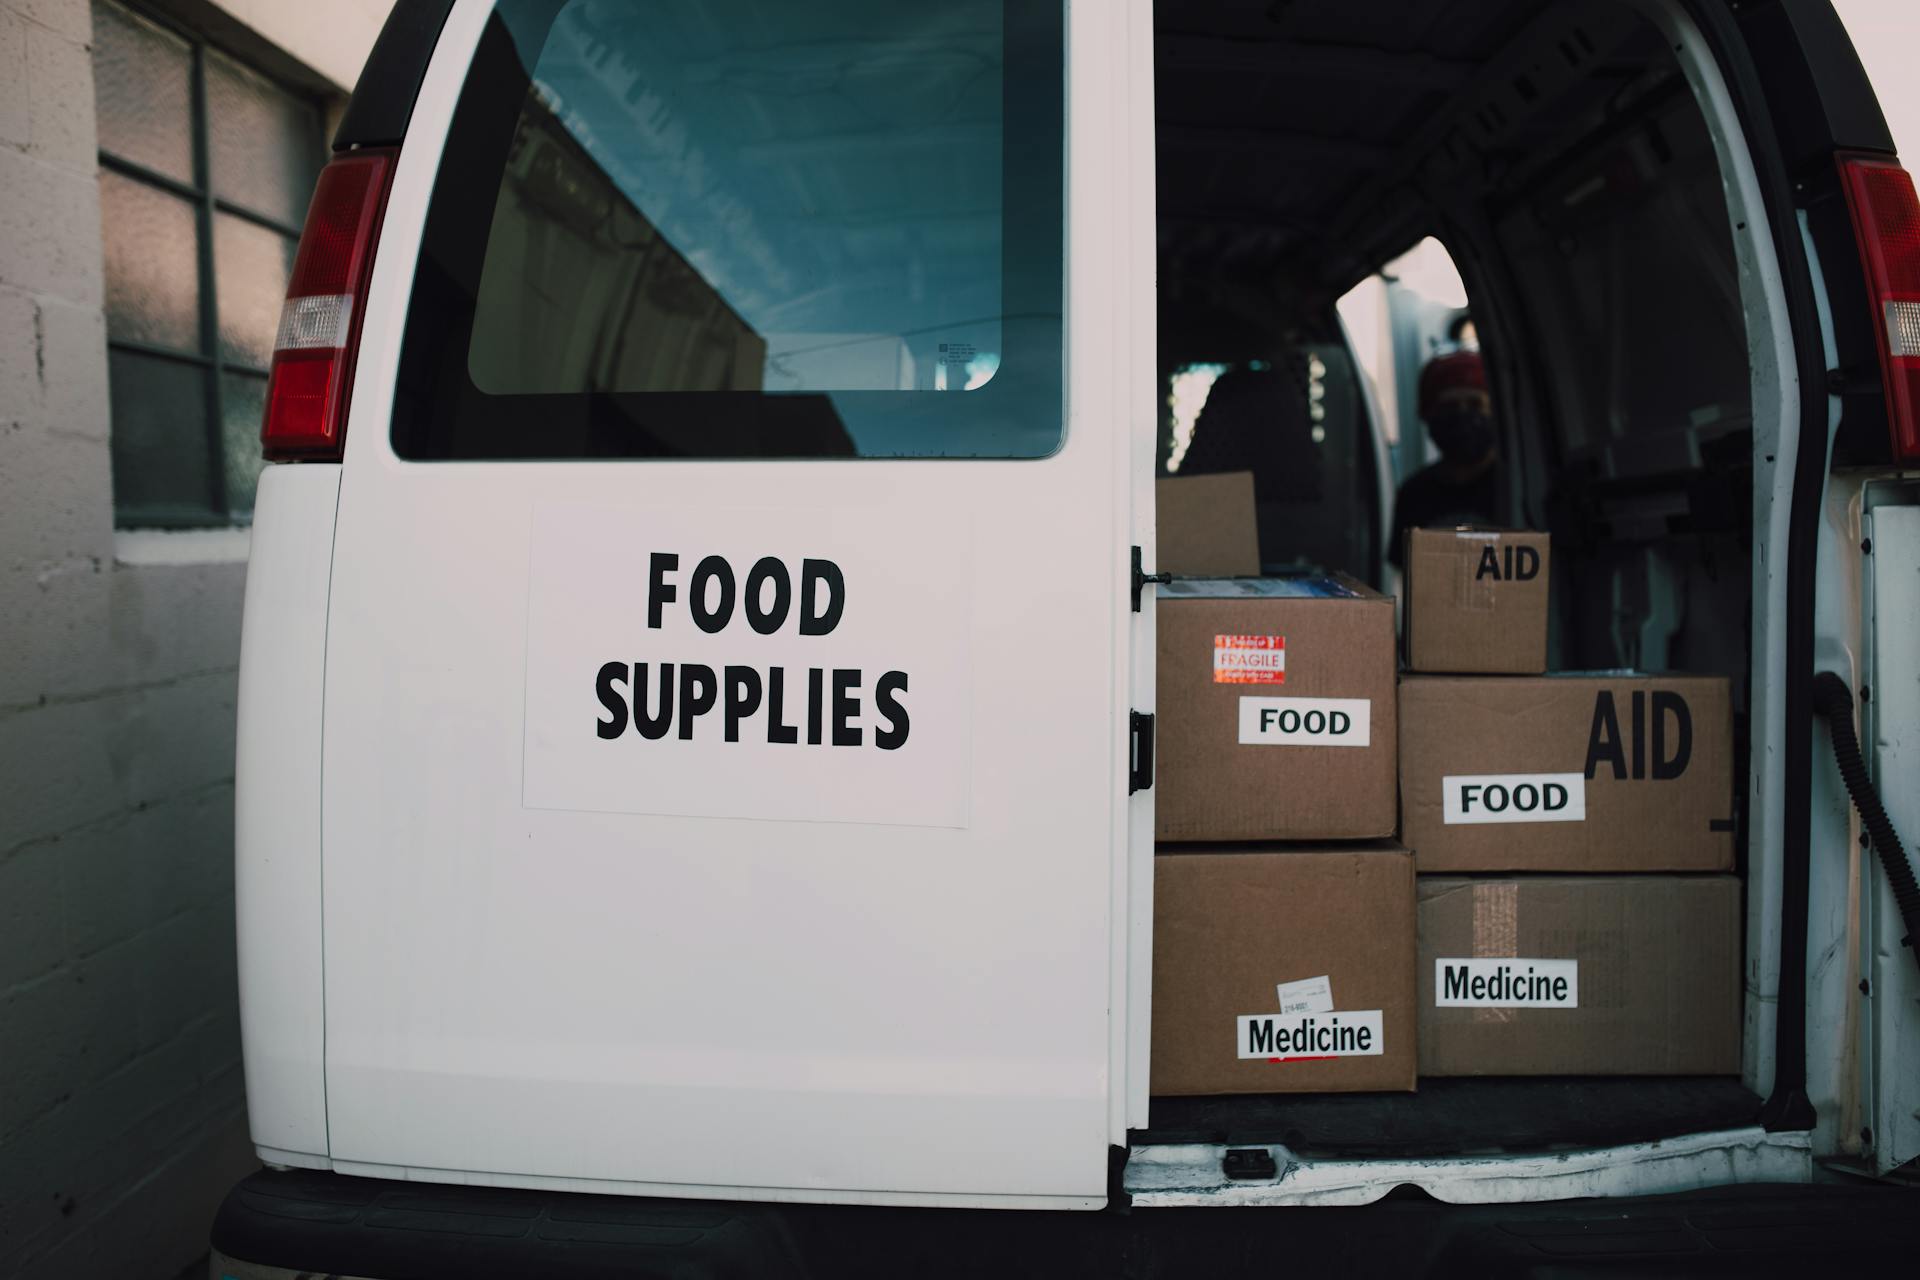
1442, 772, 1586, 825
1435, 958, 1579, 1008
1237, 696, 1371, 747
1237, 1009, 1384, 1060
1277, 975, 1334, 1015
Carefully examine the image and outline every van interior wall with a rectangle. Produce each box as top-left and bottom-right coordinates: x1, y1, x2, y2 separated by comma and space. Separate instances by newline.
1156, 0, 1754, 705
1151, 0, 1762, 1140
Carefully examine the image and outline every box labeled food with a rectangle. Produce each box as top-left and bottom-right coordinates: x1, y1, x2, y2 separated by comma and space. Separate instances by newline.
1417, 875, 1741, 1075
1152, 845, 1416, 1095
1157, 577, 1397, 842
1403, 527, 1550, 674
1157, 471, 1261, 578
1399, 674, 1733, 873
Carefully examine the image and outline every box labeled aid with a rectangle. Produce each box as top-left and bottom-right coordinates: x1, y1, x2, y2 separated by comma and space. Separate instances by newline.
1403, 528, 1550, 674
1399, 673, 1734, 873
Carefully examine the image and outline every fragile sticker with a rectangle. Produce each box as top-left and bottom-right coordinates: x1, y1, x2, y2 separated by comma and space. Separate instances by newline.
1237, 1010, 1384, 1060
1277, 975, 1334, 1015
1214, 635, 1286, 684
1442, 772, 1585, 825
1435, 958, 1579, 1008
1237, 696, 1370, 747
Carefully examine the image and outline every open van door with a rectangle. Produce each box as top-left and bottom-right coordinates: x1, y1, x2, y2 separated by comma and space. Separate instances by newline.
1705, 0, 1920, 1174
312, 0, 1153, 1207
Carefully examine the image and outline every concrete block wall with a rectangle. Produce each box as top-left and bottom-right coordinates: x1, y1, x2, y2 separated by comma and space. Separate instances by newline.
0, 1, 387, 1276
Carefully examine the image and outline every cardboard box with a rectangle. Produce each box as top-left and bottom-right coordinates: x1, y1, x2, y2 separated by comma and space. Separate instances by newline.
1403, 528, 1550, 674
1157, 577, 1396, 842
1417, 875, 1741, 1075
1399, 674, 1734, 873
1152, 844, 1416, 1095
1157, 472, 1261, 577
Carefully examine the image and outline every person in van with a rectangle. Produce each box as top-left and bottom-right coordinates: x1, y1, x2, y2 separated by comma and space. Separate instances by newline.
1388, 349, 1501, 568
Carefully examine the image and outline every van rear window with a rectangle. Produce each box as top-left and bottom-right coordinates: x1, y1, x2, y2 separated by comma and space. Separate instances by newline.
392, 0, 1063, 460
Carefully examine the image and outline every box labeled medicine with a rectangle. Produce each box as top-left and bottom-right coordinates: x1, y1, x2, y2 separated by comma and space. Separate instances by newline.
1153, 845, 1416, 1095
1416, 875, 1741, 1075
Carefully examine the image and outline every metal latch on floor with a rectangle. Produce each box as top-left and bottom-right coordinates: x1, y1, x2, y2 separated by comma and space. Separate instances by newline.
1222, 1148, 1277, 1180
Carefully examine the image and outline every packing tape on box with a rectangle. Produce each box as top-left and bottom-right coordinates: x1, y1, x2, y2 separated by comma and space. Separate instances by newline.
1471, 881, 1518, 1025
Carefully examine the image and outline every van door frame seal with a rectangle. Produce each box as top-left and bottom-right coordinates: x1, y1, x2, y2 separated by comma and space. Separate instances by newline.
1681, 0, 1822, 1134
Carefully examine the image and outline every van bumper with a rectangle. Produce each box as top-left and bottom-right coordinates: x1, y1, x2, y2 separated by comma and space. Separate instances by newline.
211, 1167, 1920, 1277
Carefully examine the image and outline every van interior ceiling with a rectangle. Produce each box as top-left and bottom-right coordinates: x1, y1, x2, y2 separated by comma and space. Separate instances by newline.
1148, 0, 1762, 1151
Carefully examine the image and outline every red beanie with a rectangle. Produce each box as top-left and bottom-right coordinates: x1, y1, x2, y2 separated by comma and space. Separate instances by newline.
1418, 350, 1487, 416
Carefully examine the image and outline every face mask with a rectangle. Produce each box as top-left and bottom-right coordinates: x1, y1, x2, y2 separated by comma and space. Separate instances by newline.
1427, 406, 1496, 462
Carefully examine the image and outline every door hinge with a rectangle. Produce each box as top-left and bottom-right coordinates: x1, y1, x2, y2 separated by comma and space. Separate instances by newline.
1130, 710, 1156, 794
1132, 545, 1170, 612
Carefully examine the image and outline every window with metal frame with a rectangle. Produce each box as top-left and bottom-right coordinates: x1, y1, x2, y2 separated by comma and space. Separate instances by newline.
92, 0, 328, 526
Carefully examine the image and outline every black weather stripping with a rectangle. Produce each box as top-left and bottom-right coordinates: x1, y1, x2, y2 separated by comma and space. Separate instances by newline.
1813, 670, 1920, 974
333, 0, 458, 151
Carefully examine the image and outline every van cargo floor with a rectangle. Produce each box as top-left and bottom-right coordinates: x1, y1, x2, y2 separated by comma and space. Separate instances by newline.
1137, 1078, 1762, 1158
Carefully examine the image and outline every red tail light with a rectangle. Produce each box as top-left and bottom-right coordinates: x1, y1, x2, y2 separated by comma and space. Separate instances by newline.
261, 148, 397, 461
1838, 153, 1920, 465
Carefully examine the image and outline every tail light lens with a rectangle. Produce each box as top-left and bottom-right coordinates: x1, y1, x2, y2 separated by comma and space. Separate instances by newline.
1838, 153, 1920, 465
261, 148, 397, 461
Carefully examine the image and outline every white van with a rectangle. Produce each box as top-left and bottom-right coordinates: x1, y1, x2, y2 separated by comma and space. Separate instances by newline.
216, 0, 1920, 1271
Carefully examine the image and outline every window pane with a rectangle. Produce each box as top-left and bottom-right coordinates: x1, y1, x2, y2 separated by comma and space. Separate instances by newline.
221, 371, 269, 515
207, 50, 323, 227
92, 0, 195, 184
215, 214, 295, 369
108, 349, 215, 524
395, 0, 1064, 461
101, 170, 202, 351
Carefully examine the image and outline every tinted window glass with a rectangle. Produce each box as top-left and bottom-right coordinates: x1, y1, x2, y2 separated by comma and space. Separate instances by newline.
395, 0, 1063, 460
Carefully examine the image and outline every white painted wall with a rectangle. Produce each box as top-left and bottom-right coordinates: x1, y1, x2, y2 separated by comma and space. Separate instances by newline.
1833, 0, 1920, 161
205, 0, 391, 90
0, 2, 390, 1276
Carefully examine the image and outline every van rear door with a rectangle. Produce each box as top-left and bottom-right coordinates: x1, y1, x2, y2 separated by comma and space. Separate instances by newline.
1707, 0, 1920, 1172
316, 0, 1144, 1206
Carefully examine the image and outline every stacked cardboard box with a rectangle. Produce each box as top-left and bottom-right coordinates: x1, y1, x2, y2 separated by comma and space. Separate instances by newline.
1397, 528, 1741, 1076
1150, 476, 1414, 1095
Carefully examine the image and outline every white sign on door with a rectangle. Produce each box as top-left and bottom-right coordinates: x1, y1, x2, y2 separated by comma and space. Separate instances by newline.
523, 503, 972, 828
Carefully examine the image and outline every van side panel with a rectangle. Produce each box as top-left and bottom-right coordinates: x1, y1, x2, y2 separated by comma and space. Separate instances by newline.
235, 464, 341, 1163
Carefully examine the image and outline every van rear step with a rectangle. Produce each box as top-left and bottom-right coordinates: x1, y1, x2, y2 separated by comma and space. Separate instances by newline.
213, 1172, 1916, 1277
1136, 1077, 1764, 1158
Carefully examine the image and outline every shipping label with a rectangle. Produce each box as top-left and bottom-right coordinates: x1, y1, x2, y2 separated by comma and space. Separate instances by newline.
1237, 696, 1371, 747
1435, 958, 1579, 1008
1213, 634, 1286, 684
1442, 772, 1586, 824
1237, 1010, 1385, 1060
1276, 975, 1334, 1015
